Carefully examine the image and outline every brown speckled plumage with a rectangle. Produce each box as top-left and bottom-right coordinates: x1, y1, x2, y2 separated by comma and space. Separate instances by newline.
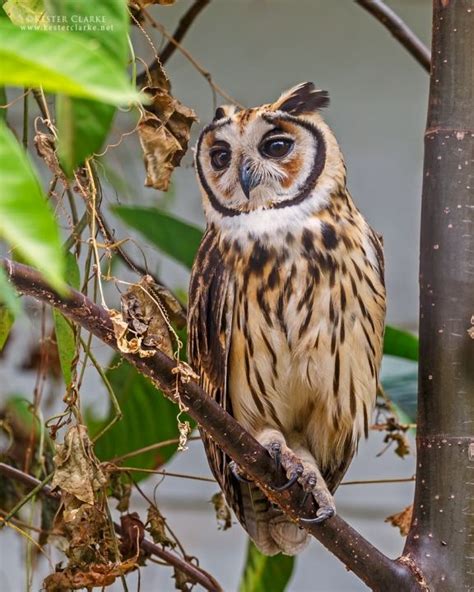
188, 83, 386, 555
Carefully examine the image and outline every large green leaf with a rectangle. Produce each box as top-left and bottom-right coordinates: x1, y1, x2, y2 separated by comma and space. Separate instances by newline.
383, 325, 419, 361
0, 20, 143, 106
0, 120, 64, 291
53, 253, 80, 387
239, 541, 295, 592
45, 0, 129, 174
88, 358, 195, 480
112, 206, 203, 270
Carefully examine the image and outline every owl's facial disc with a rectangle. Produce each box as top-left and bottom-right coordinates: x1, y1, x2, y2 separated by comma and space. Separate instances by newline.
196, 110, 326, 216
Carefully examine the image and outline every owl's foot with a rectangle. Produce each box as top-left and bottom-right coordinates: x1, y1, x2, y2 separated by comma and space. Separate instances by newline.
256, 428, 336, 524
297, 465, 336, 524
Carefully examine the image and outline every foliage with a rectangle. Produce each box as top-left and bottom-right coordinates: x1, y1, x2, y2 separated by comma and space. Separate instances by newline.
0, 120, 65, 292
239, 541, 295, 592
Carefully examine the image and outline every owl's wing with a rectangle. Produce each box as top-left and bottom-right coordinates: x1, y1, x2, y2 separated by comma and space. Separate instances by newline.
324, 225, 386, 494
187, 226, 245, 519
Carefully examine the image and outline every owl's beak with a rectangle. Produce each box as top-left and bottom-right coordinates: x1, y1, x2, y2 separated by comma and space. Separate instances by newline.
239, 160, 259, 199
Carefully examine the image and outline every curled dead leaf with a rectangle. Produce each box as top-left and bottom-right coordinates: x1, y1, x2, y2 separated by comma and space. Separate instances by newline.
385, 504, 413, 537
119, 512, 145, 559
146, 505, 176, 548
34, 132, 68, 184
43, 558, 138, 591
51, 424, 106, 505
211, 492, 232, 531
110, 276, 175, 358
174, 566, 193, 592
138, 63, 197, 191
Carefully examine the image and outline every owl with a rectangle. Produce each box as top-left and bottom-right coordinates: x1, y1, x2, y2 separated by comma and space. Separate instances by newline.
188, 82, 386, 556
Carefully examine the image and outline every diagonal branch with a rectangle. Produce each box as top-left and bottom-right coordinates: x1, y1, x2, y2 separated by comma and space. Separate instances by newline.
0, 463, 222, 592
2, 258, 423, 591
355, 0, 431, 72
136, 0, 211, 87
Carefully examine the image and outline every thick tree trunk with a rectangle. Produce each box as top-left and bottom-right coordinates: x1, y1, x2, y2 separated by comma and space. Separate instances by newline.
404, 1, 474, 590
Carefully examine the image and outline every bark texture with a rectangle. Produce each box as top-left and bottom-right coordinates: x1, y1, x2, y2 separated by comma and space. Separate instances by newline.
404, 2, 474, 590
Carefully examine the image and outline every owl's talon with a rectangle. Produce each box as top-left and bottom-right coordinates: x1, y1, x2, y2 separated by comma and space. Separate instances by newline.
273, 471, 300, 492
229, 460, 252, 484
299, 507, 335, 524
269, 442, 282, 473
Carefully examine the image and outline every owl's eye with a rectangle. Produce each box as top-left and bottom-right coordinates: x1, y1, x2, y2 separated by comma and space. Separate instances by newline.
210, 142, 232, 170
259, 137, 294, 159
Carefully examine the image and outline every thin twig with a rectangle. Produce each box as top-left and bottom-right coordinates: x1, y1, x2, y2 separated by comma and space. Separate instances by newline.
136, 0, 211, 87
1, 258, 423, 591
355, 0, 431, 72
97, 212, 187, 328
113, 466, 215, 483
141, 9, 242, 107
110, 436, 201, 463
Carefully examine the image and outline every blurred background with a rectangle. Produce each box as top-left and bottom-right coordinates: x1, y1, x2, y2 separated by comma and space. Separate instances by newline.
0, 1, 430, 590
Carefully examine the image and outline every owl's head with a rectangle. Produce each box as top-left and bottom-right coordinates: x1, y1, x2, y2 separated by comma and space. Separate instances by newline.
195, 82, 346, 226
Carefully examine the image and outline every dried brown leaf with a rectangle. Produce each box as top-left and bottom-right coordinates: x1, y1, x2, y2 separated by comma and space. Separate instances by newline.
146, 505, 176, 548
43, 558, 138, 591
109, 472, 132, 513
110, 276, 175, 358
51, 425, 106, 505
34, 132, 67, 184
139, 62, 197, 191
174, 566, 193, 592
211, 492, 232, 531
119, 512, 145, 559
385, 504, 413, 536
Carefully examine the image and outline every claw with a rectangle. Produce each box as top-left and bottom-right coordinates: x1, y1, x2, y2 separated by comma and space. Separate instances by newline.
299, 507, 335, 524
229, 460, 252, 484
270, 442, 282, 473
273, 469, 301, 492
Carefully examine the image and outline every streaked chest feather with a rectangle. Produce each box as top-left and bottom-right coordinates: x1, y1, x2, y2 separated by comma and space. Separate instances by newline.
225, 203, 385, 470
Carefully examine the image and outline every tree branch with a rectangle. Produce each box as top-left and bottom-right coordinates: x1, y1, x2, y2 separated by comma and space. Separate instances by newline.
136, 0, 211, 87
0, 462, 222, 592
355, 0, 431, 72
2, 258, 423, 591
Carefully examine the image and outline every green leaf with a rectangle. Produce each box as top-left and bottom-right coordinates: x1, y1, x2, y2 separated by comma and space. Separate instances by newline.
56, 98, 116, 176
112, 206, 203, 270
3, 0, 45, 25
53, 253, 80, 386
0, 120, 65, 291
239, 541, 295, 592
0, 266, 20, 316
0, 303, 14, 350
88, 358, 195, 480
383, 325, 419, 361
0, 20, 144, 106
45, 0, 130, 174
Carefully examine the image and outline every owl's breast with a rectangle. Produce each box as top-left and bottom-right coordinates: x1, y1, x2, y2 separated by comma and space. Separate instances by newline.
226, 211, 386, 470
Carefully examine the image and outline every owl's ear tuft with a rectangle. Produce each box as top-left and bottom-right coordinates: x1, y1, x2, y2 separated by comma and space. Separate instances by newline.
276, 82, 330, 116
213, 105, 239, 121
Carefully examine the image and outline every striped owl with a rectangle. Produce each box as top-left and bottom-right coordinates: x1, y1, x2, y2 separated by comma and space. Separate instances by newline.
188, 82, 386, 556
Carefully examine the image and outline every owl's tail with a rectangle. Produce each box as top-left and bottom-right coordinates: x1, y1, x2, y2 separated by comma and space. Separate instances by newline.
242, 484, 309, 556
